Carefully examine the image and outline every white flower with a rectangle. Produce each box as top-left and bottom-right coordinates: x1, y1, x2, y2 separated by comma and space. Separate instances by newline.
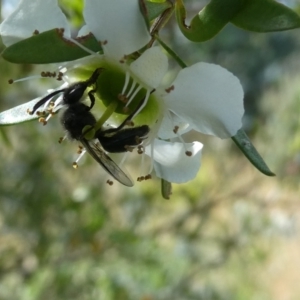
140, 48, 244, 183
0, 0, 244, 184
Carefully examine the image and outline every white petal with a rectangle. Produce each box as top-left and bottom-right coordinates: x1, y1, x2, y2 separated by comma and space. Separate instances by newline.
145, 140, 203, 183
164, 63, 244, 138
0, 0, 70, 47
130, 47, 168, 89
83, 0, 151, 60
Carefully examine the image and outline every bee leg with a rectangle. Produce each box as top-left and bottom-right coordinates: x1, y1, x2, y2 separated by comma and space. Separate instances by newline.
87, 88, 95, 110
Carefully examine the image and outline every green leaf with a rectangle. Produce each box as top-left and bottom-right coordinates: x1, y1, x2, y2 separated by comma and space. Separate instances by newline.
2, 29, 102, 64
175, 0, 246, 42
0, 99, 40, 126
146, 0, 173, 21
140, 0, 151, 31
1, 1, 170, 64
231, 0, 300, 32
232, 129, 275, 176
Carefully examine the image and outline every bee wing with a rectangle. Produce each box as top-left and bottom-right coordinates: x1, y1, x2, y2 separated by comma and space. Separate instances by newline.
80, 139, 134, 187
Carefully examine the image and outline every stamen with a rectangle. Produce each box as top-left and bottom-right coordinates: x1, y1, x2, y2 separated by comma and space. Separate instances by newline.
138, 150, 146, 175
121, 72, 131, 95
38, 117, 47, 126
137, 176, 145, 182
41, 71, 56, 78
136, 149, 153, 183
129, 89, 151, 119
137, 145, 144, 154
126, 79, 138, 99
67, 37, 98, 56
36, 111, 46, 117
185, 151, 192, 157
11, 75, 42, 83
145, 141, 155, 176
58, 135, 67, 144
77, 145, 84, 154
145, 174, 152, 180
44, 110, 56, 123
173, 126, 179, 134
73, 148, 87, 168
37, 106, 57, 125
165, 85, 175, 93
165, 110, 192, 157
125, 85, 142, 107
57, 72, 64, 81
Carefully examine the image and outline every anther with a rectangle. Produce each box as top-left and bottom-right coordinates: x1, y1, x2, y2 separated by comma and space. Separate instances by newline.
58, 136, 65, 144
137, 176, 145, 182
118, 94, 128, 103
73, 162, 79, 169
77, 145, 83, 154
33, 29, 39, 35
119, 55, 128, 64
57, 72, 63, 81
145, 174, 152, 180
8, 79, 14, 84
165, 85, 174, 93
38, 117, 47, 126
106, 179, 114, 186
173, 126, 179, 134
36, 111, 45, 116
185, 151, 192, 157
137, 145, 144, 154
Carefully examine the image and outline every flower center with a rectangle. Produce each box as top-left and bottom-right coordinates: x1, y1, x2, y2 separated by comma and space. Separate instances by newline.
92, 63, 159, 126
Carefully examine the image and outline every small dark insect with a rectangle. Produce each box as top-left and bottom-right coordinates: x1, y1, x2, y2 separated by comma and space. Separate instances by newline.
97, 125, 149, 153
58, 68, 150, 186
94, 88, 151, 153
62, 102, 138, 187
29, 68, 103, 115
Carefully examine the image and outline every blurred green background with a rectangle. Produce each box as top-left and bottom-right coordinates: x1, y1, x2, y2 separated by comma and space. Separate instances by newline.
0, 0, 300, 299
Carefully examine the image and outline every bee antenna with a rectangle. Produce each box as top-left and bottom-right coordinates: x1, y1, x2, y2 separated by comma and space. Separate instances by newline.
31, 89, 65, 114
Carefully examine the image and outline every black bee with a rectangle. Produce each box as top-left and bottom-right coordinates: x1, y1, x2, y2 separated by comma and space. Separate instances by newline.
53, 69, 150, 186
61, 102, 138, 187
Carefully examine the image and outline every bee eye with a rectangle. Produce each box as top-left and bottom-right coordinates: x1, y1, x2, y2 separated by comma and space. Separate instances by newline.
63, 83, 87, 105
